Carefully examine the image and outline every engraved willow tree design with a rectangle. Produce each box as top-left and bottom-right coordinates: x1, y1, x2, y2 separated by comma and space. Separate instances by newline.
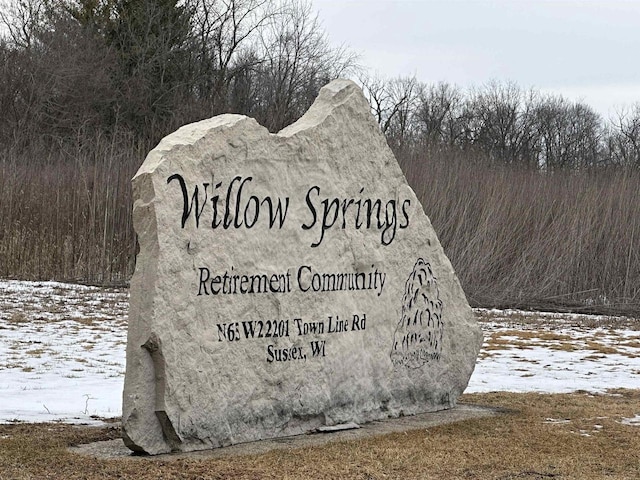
390, 258, 444, 369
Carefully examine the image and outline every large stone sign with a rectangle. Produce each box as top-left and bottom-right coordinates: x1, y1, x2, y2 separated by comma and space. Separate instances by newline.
122, 79, 483, 454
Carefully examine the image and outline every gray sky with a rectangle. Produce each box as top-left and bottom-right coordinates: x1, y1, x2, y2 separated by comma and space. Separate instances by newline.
313, 0, 640, 119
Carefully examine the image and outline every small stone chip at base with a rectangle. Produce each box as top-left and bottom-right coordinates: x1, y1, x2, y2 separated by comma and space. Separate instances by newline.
316, 422, 361, 433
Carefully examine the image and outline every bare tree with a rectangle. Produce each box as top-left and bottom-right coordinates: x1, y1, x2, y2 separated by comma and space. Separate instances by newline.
359, 74, 419, 153
244, 0, 357, 131
534, 95, 603, 170
0, 1, 117, 144
608, 104, 640, 167
462, 81, 539, 167
414, 82, 464, 148
187, 0, 276, 113
0, 0, 49, 49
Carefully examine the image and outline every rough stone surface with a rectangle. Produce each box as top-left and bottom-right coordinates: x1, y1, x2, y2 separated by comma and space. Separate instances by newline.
122, 79, 483, 454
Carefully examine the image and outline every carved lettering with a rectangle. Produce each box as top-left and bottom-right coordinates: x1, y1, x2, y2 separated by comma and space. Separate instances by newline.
168, 174, 410, 247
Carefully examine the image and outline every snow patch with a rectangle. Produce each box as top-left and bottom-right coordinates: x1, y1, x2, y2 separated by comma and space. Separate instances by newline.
0, 280, 639, 424
620, 415, 640, 426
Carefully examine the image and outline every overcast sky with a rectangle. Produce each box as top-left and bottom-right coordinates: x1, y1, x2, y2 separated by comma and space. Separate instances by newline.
313, 0, 640, 119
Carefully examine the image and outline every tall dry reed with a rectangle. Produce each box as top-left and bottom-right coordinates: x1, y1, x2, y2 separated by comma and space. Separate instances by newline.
400, 147, 640, 315
1, 139, 639, 315
0, 134, 143, 285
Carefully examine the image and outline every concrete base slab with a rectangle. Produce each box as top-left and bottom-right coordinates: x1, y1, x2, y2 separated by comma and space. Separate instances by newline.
70, 404, 500, 460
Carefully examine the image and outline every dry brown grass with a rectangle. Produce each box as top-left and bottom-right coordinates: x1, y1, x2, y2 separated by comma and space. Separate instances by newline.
400, 150, 640, 317
7, 313, 30, 324
585, 341, 623, 356
24, 348, 47, 357
481, 326, 640, 358
485, 330, 578, 354
2, 141, 640, 315
1, 391, 639, 479
0, 135, 140, 285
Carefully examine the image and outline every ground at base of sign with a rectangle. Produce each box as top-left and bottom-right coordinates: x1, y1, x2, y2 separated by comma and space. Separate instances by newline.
70, 404, 499, 460
3, 390, 640, 479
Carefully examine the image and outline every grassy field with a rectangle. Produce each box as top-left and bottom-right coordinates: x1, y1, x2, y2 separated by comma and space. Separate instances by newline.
1, 390, 639, 479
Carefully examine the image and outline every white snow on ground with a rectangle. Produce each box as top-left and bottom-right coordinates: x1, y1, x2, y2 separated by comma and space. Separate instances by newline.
0, 280, 127, 424
620, 414, 640, 426
0, 280, 639, 424
467, 308, 640, 394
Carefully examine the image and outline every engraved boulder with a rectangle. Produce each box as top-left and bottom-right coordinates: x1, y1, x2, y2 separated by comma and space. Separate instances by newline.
122, 79, 483, 454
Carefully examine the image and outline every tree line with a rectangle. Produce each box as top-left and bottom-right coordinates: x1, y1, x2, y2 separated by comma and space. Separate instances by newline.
1, 0, 638, 171
361, 76, 640, 170
0, 0, 356, 150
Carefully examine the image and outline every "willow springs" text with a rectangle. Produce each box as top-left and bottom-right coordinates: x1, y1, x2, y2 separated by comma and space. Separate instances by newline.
167, 173, 411, 247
